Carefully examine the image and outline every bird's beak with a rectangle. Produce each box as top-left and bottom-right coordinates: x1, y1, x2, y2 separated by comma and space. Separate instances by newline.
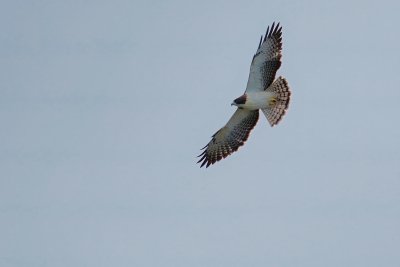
231, 102, 235, 106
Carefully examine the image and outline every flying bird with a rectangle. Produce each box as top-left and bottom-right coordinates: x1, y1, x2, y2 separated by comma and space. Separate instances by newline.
197, 22, 291, 168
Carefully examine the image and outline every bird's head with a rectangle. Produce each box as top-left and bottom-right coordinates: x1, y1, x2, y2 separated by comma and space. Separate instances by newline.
231, 94, 247, 107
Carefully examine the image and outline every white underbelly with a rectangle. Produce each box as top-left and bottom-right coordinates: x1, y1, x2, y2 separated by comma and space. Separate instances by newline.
244, 91, 274, 110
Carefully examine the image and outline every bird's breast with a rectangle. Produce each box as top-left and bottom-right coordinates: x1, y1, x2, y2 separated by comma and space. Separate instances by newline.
243, 91, 273, 110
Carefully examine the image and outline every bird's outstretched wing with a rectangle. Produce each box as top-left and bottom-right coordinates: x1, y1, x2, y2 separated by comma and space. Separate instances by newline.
197, 109, 259, 168
245, 22, 283, 93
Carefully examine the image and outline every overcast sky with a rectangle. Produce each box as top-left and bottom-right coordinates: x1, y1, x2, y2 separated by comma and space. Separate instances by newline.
1, 0, 400, 266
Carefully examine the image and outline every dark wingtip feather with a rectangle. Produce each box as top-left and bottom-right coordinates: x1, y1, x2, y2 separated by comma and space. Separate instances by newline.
197, 150, 206, 157
274, 22, 281, 35
269, 22, 275, 38
198, 155, 203, 164
260, 22, 282, 48
200, 159, 207, 168
263, 25, 269, 41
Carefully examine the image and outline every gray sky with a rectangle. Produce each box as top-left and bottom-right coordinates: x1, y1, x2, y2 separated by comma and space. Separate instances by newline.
1, 0, 400, 266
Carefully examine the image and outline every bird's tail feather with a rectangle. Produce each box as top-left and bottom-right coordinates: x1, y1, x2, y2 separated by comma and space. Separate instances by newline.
262, 76, 291, 126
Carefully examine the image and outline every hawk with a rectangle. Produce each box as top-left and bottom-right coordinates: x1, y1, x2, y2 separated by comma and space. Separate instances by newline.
197, 22, 291, 168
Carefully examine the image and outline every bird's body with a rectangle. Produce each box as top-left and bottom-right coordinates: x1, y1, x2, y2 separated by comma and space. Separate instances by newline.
198, 22, 291, 168
236, 91, 275, 110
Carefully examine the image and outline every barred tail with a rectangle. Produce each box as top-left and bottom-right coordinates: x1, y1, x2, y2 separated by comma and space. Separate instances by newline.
262, 76, 291, 127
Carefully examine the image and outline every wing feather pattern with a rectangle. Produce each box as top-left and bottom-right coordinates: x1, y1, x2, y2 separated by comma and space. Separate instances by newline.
197, 109, 259, 168
245, 22, 283, 92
